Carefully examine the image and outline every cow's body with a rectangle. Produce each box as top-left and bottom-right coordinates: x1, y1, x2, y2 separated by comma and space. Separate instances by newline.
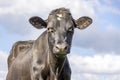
6, 8, 92, 80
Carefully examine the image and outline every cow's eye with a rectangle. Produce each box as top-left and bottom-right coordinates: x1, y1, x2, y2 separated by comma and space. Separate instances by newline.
68, 27, 73, 32
47, 28, 54, 33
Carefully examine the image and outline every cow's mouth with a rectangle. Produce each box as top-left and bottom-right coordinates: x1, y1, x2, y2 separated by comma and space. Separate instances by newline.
55, 54, 66, 58
55, 51, 68, 57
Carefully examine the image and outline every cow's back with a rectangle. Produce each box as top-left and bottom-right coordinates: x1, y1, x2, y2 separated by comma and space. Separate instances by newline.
8, 40, 34, 69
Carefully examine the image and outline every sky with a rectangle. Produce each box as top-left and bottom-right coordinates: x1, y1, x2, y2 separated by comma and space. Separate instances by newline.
0, 0, 120, 80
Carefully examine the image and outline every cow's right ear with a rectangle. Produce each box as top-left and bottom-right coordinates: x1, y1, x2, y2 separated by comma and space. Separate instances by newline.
29, 16, 47, 29
75, 16, 92, 29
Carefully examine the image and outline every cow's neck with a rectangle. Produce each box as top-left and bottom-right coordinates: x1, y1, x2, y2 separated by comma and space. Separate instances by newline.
48, 50, 66, 79
32, 31, 49, 68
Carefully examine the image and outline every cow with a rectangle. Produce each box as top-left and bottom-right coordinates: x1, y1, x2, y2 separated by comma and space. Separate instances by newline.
8, 40, 34, 69
6, 8, 92, 80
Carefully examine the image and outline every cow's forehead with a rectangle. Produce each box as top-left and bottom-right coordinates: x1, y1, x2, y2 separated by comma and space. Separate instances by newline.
49, 8, 72, 20
47, 8, 74, 29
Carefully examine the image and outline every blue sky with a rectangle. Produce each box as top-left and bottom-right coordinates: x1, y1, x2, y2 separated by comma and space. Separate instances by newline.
0, 0, 120, 80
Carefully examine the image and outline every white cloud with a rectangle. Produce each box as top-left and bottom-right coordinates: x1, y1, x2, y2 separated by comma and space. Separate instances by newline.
69, 53, 120, 80
0, 51, 8, 80
0, 0, 95, 17
69, 53, 120, 74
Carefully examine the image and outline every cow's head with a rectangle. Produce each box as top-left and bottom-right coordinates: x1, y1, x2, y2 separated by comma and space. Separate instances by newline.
29, 8, 92, 57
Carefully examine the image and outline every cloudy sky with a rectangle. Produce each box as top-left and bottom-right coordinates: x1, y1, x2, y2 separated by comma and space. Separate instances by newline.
0, 0, 120, 80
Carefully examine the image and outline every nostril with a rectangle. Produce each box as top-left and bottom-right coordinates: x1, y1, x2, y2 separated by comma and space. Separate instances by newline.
55, 46, 59, 50
64, 46, 68, 50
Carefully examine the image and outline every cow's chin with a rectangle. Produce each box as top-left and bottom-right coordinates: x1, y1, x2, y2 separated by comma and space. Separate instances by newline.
53, 50, 69, 58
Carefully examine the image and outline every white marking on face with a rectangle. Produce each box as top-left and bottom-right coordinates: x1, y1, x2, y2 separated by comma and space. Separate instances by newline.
57, 14, 63, 21
57, 14, 63, 18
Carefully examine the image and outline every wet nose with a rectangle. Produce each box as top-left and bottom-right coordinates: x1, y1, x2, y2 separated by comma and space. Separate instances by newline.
55, 44, 68, 52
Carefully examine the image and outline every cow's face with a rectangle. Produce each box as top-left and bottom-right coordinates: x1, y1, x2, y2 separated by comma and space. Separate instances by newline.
47, 11, 75, 57
29, 8, 92, 57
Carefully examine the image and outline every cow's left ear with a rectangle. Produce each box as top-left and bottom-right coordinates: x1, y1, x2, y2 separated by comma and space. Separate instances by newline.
29, 16, 47, 29
75, 16, 92, 29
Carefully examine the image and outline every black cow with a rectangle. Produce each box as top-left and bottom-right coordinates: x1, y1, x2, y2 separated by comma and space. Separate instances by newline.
6, 8, 92, 80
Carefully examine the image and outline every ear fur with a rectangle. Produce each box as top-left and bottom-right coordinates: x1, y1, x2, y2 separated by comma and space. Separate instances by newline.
29, 16, 47, 29
75, 16, 92, 29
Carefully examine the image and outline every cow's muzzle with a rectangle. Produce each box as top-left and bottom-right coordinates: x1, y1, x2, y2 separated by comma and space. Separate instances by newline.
53, 43, 68, 56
